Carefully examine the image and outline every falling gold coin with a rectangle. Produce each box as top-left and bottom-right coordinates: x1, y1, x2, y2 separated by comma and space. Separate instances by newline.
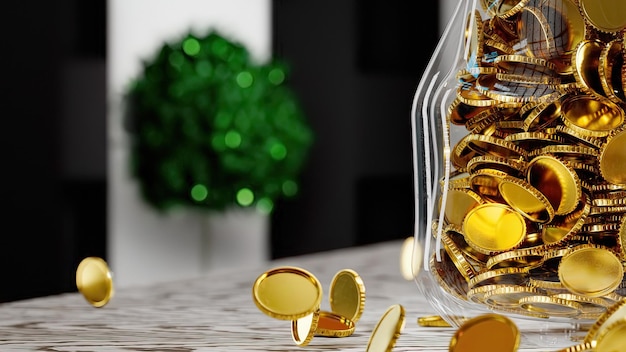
252, 266, 322, 320
290, 309, 320, 346
400, 236, 422, 280
75, 257, 114, 308
366, 304, 405, 352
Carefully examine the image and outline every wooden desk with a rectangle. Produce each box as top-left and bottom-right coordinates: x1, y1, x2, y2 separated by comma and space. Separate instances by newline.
0, 240, 584, 351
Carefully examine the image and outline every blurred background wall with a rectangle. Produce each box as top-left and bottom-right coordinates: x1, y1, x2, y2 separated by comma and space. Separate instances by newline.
2, 0, 452, 301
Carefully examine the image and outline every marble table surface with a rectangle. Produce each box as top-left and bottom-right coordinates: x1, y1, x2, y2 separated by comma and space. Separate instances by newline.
0, 240, 588, 351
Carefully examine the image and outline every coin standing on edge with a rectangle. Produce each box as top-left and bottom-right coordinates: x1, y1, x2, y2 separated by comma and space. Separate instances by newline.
329, 268, 366, 324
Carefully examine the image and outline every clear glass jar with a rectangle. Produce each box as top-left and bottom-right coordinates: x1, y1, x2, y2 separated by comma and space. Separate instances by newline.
412, 0, 626, 348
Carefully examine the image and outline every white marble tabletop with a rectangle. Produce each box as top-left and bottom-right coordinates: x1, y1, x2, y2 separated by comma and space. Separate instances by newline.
0, 240, 587, 351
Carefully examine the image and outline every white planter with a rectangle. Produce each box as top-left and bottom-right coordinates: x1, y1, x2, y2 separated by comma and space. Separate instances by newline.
200, 207, 270, 271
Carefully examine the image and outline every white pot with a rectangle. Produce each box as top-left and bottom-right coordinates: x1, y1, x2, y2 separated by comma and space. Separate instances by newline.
200, 207, 270, 271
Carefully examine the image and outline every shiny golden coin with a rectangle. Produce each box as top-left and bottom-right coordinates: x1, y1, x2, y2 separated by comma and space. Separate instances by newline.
518, 295, 583, 317
464, 9, 483, 68
329, 268, 366, 324
618, 216, 626, 258
449, 313, 520, 352
314, 310, 355, 337
443, 188, 483, 227
75, 257, 114, 308
561, 94, 624, 138
527, 155, 581, 215
291, 309, 320, 346
400, 236, 422, 281
252, 266, 322, 320
499, 176, 555, 223
599, 39, 625, 104
429, 250, 471, 301
468, 267, 530, 290
594, 318, 626, 351
599, 126, 626, 186
484, 285, 542, 308
463, 203, 527, 253
365, 304, 405, 352
417, 315, 454, 327
441, 232, 478, 281
573, 39, 606, 97
558, 245, 624, 297
469, 168, 507, 202
584, 298, 626, 343
579, 0, 626, 33
477, 74, 558, 104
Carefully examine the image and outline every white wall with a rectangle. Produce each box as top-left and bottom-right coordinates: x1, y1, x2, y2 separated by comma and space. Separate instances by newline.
107, 0, 271, 288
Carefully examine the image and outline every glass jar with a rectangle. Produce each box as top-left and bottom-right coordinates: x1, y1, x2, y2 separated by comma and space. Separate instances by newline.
411, 0, 626, 348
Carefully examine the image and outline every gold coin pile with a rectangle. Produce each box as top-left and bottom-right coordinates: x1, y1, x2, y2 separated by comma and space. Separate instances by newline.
431, 0, 626, 320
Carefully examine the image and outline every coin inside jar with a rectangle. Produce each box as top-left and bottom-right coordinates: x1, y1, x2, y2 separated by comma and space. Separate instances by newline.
599, 126, 626, 186
463, 203, 527, 254
558, 245, 624, 298
527, 155, 581, 215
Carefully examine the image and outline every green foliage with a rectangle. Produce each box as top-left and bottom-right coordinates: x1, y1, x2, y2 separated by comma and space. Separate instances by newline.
124, 30, 314, 214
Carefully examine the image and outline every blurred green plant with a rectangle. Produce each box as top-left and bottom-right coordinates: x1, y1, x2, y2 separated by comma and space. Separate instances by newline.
124, 30, 314, 214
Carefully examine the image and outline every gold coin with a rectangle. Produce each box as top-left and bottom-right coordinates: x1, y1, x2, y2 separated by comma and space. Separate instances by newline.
599, 125, 626, 186
449, 313, 520, 352
518, 295, 583, 317
477, 73, 558, 104
527, 155, 581, 215
464, 9, 484, 68
618, 216, 626, 258
400, 236, 422, 281
522, 95, 563, 132
365, 304, 405, 352
484, 285, 542, 308
486, 247, 545, 270
314, 310, 355, 337
594, 318, 626, 351
499, 176, 555, 223
430, 250, 471, 301
584, 298, 626, 343
561, 94, 624, 138
291, 309, 320, 346
328, 268, 366, 324
469, 168, 507, 202
417, 315, 454, 327
494, 54, 558, 76
75, 257, 114, 308
579, 0, 626, 33
599, 39, 625, 104
445, 224, 490, 264
551, 293, 610, 315
468, 267, 530, 290
443, 188, 483, 227
441, 232, 478, 281
252, 266, 323, 320
558, 245, 624, 297
463, 203, 527, 254
573, 39, 606, 97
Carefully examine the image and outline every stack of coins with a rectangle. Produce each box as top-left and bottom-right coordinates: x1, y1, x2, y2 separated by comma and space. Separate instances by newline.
430, 0, 626, 320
